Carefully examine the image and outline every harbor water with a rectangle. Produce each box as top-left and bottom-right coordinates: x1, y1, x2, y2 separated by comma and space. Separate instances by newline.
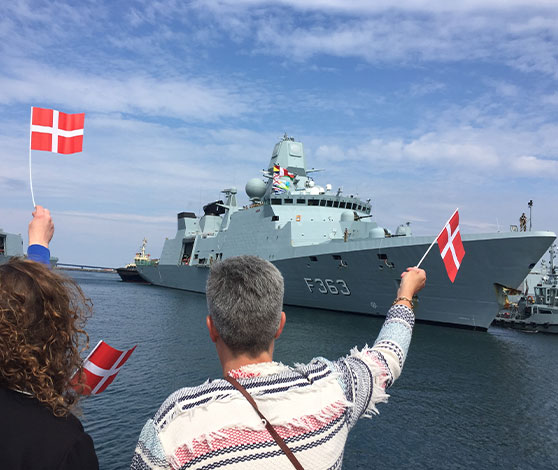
73, 271, 558, 470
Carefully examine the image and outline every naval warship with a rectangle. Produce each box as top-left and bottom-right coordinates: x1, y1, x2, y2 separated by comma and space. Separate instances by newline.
137, 135, 556, 330
0, 228, 24, 264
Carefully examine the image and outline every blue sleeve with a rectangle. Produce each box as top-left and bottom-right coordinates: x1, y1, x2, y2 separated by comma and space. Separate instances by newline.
27, 244, 51, 266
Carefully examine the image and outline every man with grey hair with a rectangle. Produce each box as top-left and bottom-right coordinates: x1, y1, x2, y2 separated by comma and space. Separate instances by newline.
206, 255, 285, 359
132, 256, 426, 470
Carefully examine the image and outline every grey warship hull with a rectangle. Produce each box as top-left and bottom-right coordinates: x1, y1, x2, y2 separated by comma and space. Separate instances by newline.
139, 229, 554, 330
137, 135, 556, 330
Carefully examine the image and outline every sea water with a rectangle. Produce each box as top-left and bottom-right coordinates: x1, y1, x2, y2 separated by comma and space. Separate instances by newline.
72, 271, 558, 470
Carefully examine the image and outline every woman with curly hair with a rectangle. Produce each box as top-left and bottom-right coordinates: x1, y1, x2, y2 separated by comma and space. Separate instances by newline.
0, 206, 99, 469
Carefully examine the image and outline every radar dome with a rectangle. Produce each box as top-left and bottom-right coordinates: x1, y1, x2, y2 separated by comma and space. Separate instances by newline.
340, 211, 354, 222
246, 178, 267, 200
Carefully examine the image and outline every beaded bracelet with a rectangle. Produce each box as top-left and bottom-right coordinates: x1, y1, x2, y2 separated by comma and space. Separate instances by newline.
392, 296, 414, 308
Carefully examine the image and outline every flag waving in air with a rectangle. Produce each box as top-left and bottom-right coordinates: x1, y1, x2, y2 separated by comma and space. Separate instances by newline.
75, 340, 136, 395
416, 208, 466, 283
273, 164, 295, 179
27, 106, 86, 206
272, 164, 296, 194
30, 107, 85, 154
436, 209, 465, 282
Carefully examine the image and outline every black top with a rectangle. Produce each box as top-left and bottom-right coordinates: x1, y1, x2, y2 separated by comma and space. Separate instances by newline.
0, 387, 99, 470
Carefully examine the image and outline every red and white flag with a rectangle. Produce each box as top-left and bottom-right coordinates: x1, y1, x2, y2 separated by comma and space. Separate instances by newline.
76, 340, 136, 395
30, 107, 85, 154
273, 164, 295, 179
436, 209, 466, 283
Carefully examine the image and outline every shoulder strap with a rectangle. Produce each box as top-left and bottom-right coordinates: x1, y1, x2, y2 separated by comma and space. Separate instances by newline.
224, 376, 305, 470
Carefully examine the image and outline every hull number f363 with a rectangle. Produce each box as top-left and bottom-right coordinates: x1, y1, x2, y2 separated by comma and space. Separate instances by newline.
304, 278, 351, 295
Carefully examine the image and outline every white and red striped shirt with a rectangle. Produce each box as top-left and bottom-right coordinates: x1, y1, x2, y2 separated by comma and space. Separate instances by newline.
131, 304, 414, 469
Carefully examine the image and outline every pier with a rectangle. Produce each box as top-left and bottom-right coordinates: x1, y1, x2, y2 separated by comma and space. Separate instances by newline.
56, 263, 116, 273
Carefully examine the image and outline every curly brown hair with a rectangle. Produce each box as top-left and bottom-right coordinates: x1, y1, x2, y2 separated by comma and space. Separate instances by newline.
0, 258, 91, 417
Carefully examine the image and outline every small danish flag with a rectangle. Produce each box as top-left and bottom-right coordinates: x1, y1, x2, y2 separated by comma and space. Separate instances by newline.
75, 340, 136, 395
30, 107, 85, 154
436, 209, 466, 283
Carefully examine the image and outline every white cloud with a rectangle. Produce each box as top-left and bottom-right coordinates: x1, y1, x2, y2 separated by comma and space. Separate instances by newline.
0, 59, 255, 121
511, 155, 558, 175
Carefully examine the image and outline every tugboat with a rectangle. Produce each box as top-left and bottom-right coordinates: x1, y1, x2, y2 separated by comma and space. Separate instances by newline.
116, 239, 157, 283
493, 244, 558, 333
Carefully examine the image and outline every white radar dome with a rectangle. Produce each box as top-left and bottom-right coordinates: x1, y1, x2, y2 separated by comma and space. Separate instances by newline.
340, 211, 354, 222
246, 178, 267, 199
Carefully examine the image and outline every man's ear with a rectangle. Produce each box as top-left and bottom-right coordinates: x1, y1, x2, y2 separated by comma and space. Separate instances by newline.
274, 311, 286, 339
206, 315, 219, 343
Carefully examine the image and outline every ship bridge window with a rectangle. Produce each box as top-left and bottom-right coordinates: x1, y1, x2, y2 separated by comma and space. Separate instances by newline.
539, 308, 552, 314
272, 215, 279, 221
350, 203, 357, 210
326, 200, 333, 207
271, 199, 282, 205
339, 202, 346, 209
297, 199, 305, 204
308, 200, 319, 206
284, 198, 293, 204
319, 200, 326, 206
333, 201, 339, 208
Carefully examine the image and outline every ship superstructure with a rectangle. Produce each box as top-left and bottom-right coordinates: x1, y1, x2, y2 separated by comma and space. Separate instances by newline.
137, 135, 556, 330
0, 229, 24, 264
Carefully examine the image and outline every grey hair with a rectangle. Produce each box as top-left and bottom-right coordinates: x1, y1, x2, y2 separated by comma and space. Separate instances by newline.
206, 255, 284, 356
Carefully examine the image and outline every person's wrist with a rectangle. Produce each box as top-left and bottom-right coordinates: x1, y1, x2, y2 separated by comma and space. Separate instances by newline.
29, 238, 49, 248
393, 296, 414, 309
397, 288, 416, 299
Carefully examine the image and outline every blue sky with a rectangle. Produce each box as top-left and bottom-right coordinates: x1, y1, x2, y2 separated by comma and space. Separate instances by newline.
1, 0, 557, 266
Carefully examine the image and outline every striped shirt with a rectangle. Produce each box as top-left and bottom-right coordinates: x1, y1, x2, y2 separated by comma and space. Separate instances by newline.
131, 304, 414, 470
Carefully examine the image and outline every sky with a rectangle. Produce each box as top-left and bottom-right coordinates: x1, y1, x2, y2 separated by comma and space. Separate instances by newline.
1, 0, 557, 266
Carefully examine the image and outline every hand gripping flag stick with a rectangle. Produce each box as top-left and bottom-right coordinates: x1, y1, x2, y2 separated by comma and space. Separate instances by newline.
416, 209, 466, 283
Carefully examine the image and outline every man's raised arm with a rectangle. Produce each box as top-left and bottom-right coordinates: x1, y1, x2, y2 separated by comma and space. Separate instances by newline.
331, 266, 426, 428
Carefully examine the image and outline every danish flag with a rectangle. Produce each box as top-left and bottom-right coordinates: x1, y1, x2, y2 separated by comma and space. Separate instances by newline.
436, 209, 465, 283
75, 340, 136, 395
30, 107, 85, 154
